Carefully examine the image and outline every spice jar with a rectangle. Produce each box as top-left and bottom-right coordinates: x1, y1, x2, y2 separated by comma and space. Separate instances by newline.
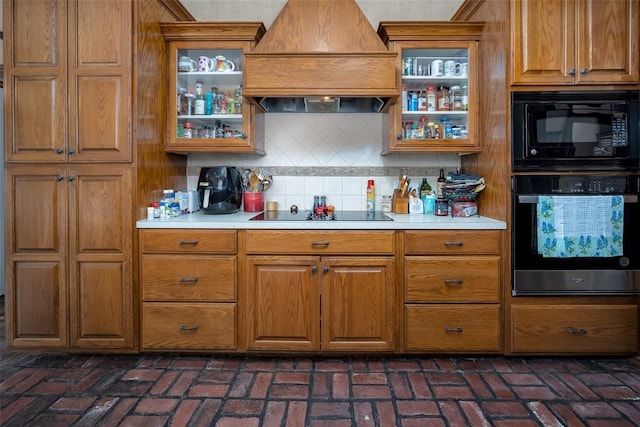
436, 85, 449, 111
183, 122, 193, 138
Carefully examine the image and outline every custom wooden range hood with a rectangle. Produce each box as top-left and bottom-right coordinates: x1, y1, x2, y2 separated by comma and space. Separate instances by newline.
243, 0, 399, 113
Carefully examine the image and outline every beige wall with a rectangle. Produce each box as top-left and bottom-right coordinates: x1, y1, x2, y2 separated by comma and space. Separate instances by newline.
181, 0, 463, 27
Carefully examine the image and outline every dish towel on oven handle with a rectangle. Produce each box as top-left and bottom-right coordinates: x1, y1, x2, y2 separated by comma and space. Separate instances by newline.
537, 195, 624, 258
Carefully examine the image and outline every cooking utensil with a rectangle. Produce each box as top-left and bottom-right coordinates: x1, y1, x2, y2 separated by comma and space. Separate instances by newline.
249, 171, 260, 192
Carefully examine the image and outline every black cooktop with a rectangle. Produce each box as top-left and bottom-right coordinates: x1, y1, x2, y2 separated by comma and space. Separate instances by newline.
249, 210, 393, 221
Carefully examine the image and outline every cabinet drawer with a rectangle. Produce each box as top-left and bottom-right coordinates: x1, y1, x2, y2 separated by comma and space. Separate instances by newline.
405, 230, 500, 255
142, 303, 236, 350
406, 256, 500, 302
406, 304, 500, 352
142, 255, 236, 301
141, 229, 236, 254
511, 305, 638, 354
245, 230, 395, 254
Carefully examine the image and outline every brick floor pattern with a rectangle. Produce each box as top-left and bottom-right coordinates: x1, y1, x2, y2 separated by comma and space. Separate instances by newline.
1, 350, 640, 426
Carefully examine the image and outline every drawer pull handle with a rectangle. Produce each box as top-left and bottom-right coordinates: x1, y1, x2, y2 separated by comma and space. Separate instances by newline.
567, 327, 587, 335
179, 325, 199, 331
444, 326, 463, 333
444, 241, 463, 247
179, 240, 198, 246
311, 241, 330, 247
179, 277, 198, 284
444, 279, 463, 285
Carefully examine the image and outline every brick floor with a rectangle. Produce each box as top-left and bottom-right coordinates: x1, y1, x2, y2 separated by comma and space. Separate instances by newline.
1, 298, 640, 426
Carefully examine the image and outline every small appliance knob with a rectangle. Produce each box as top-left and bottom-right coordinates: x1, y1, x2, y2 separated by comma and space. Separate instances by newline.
530, 148, 537, 156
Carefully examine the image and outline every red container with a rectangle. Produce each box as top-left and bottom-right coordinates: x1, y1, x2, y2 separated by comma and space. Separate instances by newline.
243, 192, 264, 212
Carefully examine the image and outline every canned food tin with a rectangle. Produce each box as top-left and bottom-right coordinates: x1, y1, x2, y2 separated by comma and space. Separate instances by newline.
434, 199, 449, 216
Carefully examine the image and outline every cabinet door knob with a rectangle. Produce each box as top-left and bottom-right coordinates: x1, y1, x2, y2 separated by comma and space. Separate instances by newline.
55, 148, 64, 154
580, 68, 588, 75
67, 176, 75, 182
56, 175, 64, 181
323, 266, 329, 274
311, 266, 318, 273
444, 326, 463, 333
569, 68, 576, 76
67, 148, 75, 155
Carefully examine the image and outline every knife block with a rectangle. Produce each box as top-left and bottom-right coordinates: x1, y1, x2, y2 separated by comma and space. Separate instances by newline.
392, 189, 409, 214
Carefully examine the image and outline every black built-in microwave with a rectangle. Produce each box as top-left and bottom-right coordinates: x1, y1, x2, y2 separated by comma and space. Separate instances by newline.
512, 91, 639, 171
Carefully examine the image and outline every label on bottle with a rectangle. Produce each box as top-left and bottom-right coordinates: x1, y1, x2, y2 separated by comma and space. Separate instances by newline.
194, 99, 205, 115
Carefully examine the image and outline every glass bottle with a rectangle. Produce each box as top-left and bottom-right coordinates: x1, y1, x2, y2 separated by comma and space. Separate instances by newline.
419, 178, 432, 197
436, 85, 449, 111
437, 168, 446, 199
461, 84, 469, 111
194, 80, 205, 115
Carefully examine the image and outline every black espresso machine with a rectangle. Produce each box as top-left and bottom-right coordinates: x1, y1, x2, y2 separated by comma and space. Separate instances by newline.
197, 167, 243, 214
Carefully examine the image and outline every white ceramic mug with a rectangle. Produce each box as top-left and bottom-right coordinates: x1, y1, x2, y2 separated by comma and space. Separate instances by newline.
444, 60, 461, 77
431, 59, 444, 77
459, 62, 469, 77
198, 56, 215, 72
178, 56, 197, 72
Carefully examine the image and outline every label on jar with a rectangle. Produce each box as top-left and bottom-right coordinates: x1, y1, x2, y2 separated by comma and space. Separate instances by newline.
194, 99, 205, 115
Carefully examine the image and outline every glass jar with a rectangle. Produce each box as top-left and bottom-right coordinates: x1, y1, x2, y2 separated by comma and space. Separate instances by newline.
450, 85, 462, 111
436, 85, 449, 111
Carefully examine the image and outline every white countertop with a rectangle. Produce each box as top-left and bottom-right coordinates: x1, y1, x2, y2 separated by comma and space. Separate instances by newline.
137, 210, 506, 230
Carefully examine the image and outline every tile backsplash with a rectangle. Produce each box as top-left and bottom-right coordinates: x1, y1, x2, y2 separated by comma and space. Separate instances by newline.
187, 113, 461, 209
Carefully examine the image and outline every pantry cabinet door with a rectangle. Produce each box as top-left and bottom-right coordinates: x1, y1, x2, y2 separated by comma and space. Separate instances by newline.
67, 0, 132, 162
5, 165, 69, 348
68, 165, 134, 349
5, 0, 68, 162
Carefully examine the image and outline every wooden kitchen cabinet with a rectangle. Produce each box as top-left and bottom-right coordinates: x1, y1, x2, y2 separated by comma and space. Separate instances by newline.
160, 23, 266, 154
5, 164, 134, 349
245, 231, 396, 352
511, 0, 639, 85
511, 304, 638, 354
4, 0, 190, 352
140, 229, 238, 351
378, 22, 483, 154
403, 230, 502, 352
5, 0, 131, 163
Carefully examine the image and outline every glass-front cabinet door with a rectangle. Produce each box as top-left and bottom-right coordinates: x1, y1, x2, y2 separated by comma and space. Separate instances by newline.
378, 23, 483, 154
161, 23, 266, 154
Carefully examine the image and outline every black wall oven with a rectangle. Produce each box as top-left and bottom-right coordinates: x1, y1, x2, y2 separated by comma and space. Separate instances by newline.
512, 175, 640, 295
512, 90, 639, 172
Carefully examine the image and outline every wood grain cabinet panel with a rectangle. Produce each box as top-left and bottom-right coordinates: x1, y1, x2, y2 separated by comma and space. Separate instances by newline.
6, 164, 133, 350
140, 229, 239, 351
406, 304, 500, 352
245, 230, 394, 255
142, 303, 236, 350
511, 0, 639, 85
403, 230, 502, 353
405, 255, 500, 303
245, 231, 397, 352
511, 305, 638, 354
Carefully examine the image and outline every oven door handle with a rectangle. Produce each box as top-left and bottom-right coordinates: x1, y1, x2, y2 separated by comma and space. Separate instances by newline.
517, 195, 638, 204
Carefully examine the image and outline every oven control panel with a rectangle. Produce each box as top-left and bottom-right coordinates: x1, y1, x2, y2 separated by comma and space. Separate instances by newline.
513, 175, 637, 195
558, 176, 627, 193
